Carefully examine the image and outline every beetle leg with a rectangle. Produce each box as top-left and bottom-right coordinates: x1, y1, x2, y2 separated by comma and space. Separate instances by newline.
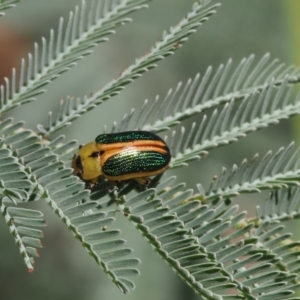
88, 178, 119, 193
108, 180, 121, 192
135, 177, 151, 187
85, 180, 95, 190
84, 177, 101, 190
97, 184, 118, 193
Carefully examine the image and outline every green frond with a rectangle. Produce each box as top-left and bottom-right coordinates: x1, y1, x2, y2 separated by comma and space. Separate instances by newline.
256, 187, 300, 223
252, 222, 300, 292
119, 177, 300, 299
168, 79, 300, 168
0, 0, 19, 16
0, 0, 150, 113
200, 143, 300, 201
37, 0, 220, 135
0, 199, 45, 272
0, 119, 140, 292
2, 0, 300, 297
107, 54, 300, 134
96, 56, 300, 171
0, 134, 34, 201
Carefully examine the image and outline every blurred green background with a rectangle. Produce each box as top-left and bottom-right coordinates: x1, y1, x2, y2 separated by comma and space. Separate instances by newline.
0, 0, 299, 299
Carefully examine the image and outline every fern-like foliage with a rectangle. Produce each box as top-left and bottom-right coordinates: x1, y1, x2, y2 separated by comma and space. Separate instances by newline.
0, 135, 34, 200
257, 187, 300, 223
2, 0, 300, 298
104, 68, 300, 169
37, 0, 220, 135
110, 53, 300, 134
1, 200, 45, 272
119, 177, 300, 299
0, 118, 140, 292
0, 0, 150, 113
201, 142, 300, 201
0, 0, 19, 16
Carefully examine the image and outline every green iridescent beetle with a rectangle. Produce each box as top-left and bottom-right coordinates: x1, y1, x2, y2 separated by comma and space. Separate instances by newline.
72, 131, 171, 187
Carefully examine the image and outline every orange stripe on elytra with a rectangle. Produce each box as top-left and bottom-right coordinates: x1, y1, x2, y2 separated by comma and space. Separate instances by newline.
95, 140, 167, 151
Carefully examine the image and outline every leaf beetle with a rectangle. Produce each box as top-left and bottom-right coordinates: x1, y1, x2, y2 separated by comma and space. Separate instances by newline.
72, 131, 171, 188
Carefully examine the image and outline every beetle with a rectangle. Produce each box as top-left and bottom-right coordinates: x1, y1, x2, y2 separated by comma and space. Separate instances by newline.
72, 131, 171, 188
